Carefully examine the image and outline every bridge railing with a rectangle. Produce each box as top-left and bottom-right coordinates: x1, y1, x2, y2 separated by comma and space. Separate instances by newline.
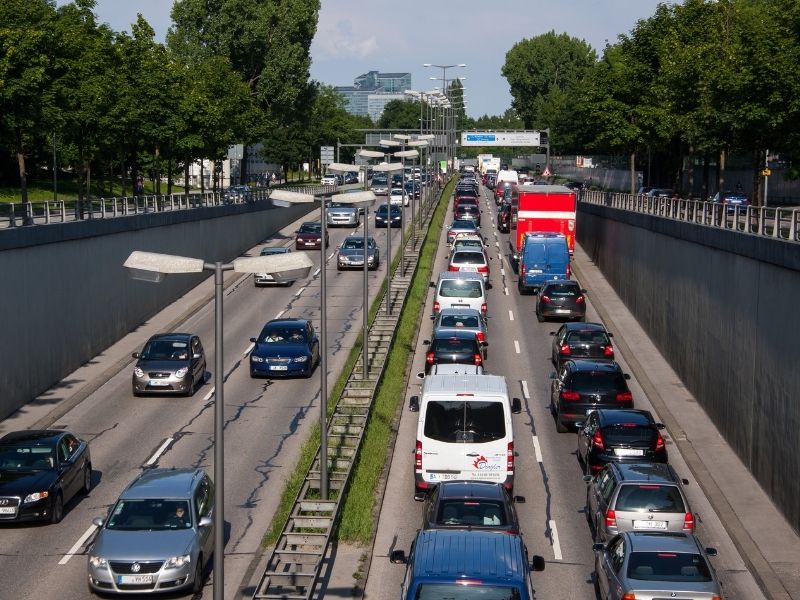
581, 190, 800, 243
0, 184, 336, 229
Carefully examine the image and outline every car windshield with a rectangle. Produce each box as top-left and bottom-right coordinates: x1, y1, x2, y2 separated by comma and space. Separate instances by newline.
544, 283, 579, 296
602, 424, 656, 446
139, 340, 190, 361
342, 239, 368, 250
416, 584, 518, 600
299, 223, 321, 233
615, 484, 686, 513
259, 327, 306, 344
450, 220, 477, 230
436, 500, 508, 527
260, 248, 289, 256
439, 280, 483, 298
452, 252, 485, 265
570, 372, 625, 393
627, 551, 712, 582
105, 499, 193, 531
0, 444, 55, 470
566, 331, 610, 345
423, 401, 505, 443
439, 314, 481, 328
454, 240, 483, 251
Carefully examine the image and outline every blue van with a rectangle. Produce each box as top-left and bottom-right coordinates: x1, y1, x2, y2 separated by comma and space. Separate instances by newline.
517, 232, 570, 295
390, 529, 545, 599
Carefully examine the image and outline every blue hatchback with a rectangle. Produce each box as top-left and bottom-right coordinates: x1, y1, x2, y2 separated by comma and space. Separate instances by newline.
249, 318, 319, 378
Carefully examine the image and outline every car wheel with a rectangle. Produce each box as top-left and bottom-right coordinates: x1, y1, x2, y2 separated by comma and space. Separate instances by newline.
132, 389, 142, 397
536, 308, 544, 322
50, 492, 64, 524
191, 555, 204, 593
337, 264, 342, 271
555, 414, 569, 433
82, 465, 92, 494
517, 280, 527, 295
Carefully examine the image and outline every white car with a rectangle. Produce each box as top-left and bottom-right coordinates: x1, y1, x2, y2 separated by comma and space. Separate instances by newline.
321, 174, 339, 186
389, 188, 409, 206
448, 249, 490, 285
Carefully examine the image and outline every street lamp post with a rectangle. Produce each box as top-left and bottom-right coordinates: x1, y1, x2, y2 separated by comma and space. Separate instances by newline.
123, 249, 313, 600
372, 160, 403, 315
407, 140, 429, 247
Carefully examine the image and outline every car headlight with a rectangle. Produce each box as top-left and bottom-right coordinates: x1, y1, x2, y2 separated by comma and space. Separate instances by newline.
23, 491, 49, 503
174, 367, 189, 378
164, 554, 191, 569
89, 555, 108, 569
134, 367, 144, 378
251, 356, 264, 363
292, 356, 308, 363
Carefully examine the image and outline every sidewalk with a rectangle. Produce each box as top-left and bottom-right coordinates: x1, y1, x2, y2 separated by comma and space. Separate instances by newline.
571, 243, 800, 600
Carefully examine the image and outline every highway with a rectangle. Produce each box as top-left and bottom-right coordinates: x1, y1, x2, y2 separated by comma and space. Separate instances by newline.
362, 183, 767, 599
0, 196, 410, 599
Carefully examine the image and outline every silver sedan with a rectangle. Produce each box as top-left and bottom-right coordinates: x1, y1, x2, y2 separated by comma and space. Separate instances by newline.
337, 235, 379, 271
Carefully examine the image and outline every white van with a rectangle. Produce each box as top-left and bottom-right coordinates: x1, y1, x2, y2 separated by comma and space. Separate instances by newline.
496, 169, 519, 186
431, 272, 487, 317
409, 374, 522, 499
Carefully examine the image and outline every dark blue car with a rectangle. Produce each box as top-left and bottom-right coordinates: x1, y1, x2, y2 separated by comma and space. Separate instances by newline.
249, 318, 319, 378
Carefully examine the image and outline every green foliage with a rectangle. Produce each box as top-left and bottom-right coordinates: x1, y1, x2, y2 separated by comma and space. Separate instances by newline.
377, 99, 421, 129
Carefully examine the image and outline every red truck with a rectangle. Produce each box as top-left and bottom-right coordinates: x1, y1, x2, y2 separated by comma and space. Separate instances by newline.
513, 184, 577, 256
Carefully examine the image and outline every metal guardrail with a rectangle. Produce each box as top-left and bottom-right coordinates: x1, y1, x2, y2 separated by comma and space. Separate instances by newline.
581, 190, 800, 243
251, 181, 447, 600
0, 185, 336, 229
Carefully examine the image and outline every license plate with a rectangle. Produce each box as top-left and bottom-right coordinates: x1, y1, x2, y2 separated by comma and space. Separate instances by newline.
614, 448, 645, 457
529, 269, 543, 274
117, 574, 154, 585
149, 380, 169, 386
462, 267, 477, 272
0, 507, 16, 515
633, 520, 667, 530
555, 309, 571, 314
452, 303, 470, 308
270, 365, 288, 371
427, 473, 458, 481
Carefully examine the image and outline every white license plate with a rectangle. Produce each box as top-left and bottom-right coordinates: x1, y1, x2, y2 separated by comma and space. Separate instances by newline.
462, 267, 477, 272
529, 269, 543, 274
555, 309, 571, 314
117, 574, 154, 585
270, 365, 288, 371
452, 304, 470, 308
614, 448, 645, 457
149, 380, 169, 386
428, 473, 458, 481
0, 507, 17, 515
633, 520, 667, 530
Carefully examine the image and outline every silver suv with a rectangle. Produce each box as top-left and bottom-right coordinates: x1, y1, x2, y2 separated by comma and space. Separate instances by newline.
586, 462, 694, 542
88, 468, 214, 595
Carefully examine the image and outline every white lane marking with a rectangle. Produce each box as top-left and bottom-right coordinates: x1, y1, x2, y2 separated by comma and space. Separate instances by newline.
549, 519, 564, 560
514, 340, 521, 354
500, 268, 505, 276
508, 310, 514, 321
532, 435, 543, 463
294, 288, 304, 297
504, 286, 509, 296
242, 343, 254, 358
495, 241, 500, 248
313, 268, 321, 277
275, 309, 286, 319
145, 437, 173, 467
203, 387, 215, 401
59, 524, 98, 565
521, 380, 530, 399
327, 252, 335, 260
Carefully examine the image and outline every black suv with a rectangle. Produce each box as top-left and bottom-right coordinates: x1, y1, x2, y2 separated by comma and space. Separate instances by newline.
549, 359, 633, 432
422, 481, 524, 534
577, 409, 666, 475
423, 329, 486, 374
551, 322, 614, 368
536, 280, 586, 322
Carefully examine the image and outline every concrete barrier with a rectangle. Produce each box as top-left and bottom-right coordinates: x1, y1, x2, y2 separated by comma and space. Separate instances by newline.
577, 202, 800, 533
0, 201, 315, 420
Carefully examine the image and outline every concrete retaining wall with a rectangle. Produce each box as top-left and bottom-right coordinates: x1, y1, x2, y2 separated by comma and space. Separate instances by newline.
0, 202, 314, 420
577, 202, 800, 533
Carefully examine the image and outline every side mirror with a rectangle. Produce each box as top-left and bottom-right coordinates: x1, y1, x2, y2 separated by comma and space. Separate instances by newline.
511, 398, 522, 414
250, 337, 257, 343
389, 550, 407, 564
422, 340, 430, 345
548, 372, 556, 380
681, 478, 690, 485
607, 332, 614, 337
199, 516, 213, 528
409, 396, 420, 412
581, 289, 587, 293
623, 374, 631, 380
575, 421, 585, 429
549, 331, 556, 336
513, 495, 526, 503
416, 372, 425, 380
656, 422, 665, 430
131, 352, 140, 359
481, 341, 489, 348
592, 543, 605, 553
705, 547, 718, 557
92, 516, 105, 528
583, 475, 592, 483
530, 555, 546, 572
193, 353, 202, 360
429, 281, 435, 288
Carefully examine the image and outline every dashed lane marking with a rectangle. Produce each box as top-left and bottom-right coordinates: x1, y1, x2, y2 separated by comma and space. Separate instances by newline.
145, 437, 173, 467
59, 524, 98, 565
514, 340, 521, 354
508, 310, 514, 321
532, 435, 543, 462
521, 380, 530, 399
504, 286, 509, 296
203, 388, 215, 401
550, 519, 564, 560
275, 309, 286, 319
242, 343, 254, 358
313, 268, 321, 277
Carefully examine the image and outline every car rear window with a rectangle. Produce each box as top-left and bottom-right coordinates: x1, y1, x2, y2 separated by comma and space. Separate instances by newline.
437, 500, 508, 527
627, 551, 711, 582
615, 484, 686, 513
424, 401, 506, 443
601, 424, 656, 446
439, 280, 483, 298
543, 283, 580, 296
416, 584, 516, 600
431, 338, 477, 354
566, 331, 610, 344
569, 372, 625, 393
439, 315, 481, 328
452, 252, 485, 264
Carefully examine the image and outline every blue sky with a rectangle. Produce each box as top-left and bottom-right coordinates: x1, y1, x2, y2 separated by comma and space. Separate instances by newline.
60, 0, 675, 118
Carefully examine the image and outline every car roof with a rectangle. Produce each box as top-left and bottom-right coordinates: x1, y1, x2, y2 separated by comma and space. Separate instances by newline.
542, 279, 579, 288
437, 308, 482, 317
264, 318, 308, 328
410, 530, 527, 584
596, 409, 653, 426
437, 480, 507, 500
611, 462, 679, 484
122, 468, 205, 500
437, 272, 484, 282
260, 247, 291, 255
148, 332, 193, 342
563, 322, 606, 332
452, 249, 486, 257
433, 329, 480, 341
625, 531, 701, 553
566, 359, 621, 372
0, 430, 65, 444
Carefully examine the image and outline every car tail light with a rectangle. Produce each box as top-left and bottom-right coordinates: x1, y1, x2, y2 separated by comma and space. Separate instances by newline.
560, 390, 580, 401
655, 432, 665, 451
507, 442, 514, 472
576, 295, 585, 304
566, 264, 571, 277
415, 440, 423, 471
474, 353, 483, 366
433, 301, 440, 314
621, 594, 636, 600
448, 265, 459, 272
592, 430, 605, 449
616, 391, 633, 403
684, 511, 695, 530
605, 508, 616, 528
480, 303, 487, 315
477, 265, 488, 273
603, 345, 614, 357
559, 343, 571, 356
540, 295, 550, 303
475, 331, 485, 343
426, 352, 435, 365
520, 263, 526, 276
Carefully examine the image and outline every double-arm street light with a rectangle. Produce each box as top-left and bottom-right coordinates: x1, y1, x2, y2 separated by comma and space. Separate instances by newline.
123, 249, 313, 600
372, 160, 404, 315
406, 139, 429, 247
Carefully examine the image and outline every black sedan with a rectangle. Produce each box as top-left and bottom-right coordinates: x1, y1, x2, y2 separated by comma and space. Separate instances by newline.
536, 280, 587, 322
577, 409, 667, 475
421, 481, 524, 534
550, 322, 614, 369
0, 430, 92, 523
374, 203, 402, 228
423, 329, 486, 374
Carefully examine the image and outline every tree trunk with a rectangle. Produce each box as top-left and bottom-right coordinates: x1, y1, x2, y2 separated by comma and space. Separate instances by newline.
184, 157, 190, 203
752, 148, 763, 207
15, 127, 28, 204
154, 145, 161, 196
717, 147, 727, 201
121, 157, 127, 197
167, 147, 173, 195
702, 154, 709, 201
629, 151, 636, 195
687, 146, 695, 199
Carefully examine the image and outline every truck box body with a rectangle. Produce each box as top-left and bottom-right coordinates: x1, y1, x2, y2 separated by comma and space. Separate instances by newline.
515, 184, 577, 254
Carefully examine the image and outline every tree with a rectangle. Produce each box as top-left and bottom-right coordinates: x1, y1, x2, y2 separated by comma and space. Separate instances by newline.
378, 99, 420, 129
